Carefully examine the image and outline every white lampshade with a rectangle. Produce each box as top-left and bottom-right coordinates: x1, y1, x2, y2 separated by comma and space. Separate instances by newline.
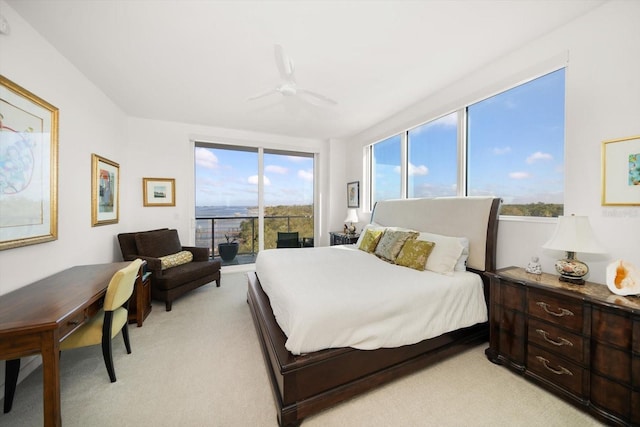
344, 209, 358, 224
542, 215, 605, 254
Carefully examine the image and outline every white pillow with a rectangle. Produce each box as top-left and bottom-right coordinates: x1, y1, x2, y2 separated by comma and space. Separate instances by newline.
454, 237, 470, 272
418, 232, 466, 275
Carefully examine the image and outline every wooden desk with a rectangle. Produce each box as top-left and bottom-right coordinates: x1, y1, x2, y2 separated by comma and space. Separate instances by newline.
0, 262, 129, 427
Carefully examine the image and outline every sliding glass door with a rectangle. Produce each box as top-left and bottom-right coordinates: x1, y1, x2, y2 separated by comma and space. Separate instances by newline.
194, 143, 314, 262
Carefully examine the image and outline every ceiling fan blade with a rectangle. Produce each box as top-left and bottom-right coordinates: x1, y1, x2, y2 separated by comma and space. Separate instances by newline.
297, 88, 337, 106
274, 44, 295, 82
248, 88, 278, 101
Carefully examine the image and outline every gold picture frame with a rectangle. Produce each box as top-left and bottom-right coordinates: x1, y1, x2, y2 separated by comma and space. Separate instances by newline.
143, 177, 175, 207
91, 154, 119, 226
601, 135, 640, 206
0, 75, 59, 250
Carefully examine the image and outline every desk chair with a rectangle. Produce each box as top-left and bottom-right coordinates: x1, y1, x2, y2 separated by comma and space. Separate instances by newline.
60, 259, 143, 382
276, 231, 301, 248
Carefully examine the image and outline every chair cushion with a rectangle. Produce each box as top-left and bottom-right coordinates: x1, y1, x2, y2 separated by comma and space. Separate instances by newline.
60, 307, 128, 350
118, 228, 168, 260
135, 229, 182, 258
154, 261, 220, 291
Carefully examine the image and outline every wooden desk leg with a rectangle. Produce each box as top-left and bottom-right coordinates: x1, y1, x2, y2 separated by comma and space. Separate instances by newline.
3, 358, 20, 413
41, 331, 61, 427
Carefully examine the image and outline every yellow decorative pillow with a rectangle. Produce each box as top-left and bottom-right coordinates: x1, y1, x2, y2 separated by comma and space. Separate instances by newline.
395, 240, 435, 271
159, 250, 193, 270
359, 229, 384, 253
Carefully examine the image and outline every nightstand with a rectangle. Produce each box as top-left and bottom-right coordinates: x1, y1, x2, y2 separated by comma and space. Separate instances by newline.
486, 266, 640, 426
329, 231, 359, 246
128, 260, 152, 327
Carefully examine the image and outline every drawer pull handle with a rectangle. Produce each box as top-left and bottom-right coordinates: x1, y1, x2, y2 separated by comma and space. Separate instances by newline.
68, 320, 80, 326
536, 301, 574, 317
536, 329, 573, 347
536, 356, 573, 376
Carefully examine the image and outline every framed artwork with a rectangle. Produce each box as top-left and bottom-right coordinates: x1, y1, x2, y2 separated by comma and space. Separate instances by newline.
602, 135, 640, 206
0, 75, 59, 250
143, 177, 175, 207
91, 154, 119, 226
347, 181, 359, 208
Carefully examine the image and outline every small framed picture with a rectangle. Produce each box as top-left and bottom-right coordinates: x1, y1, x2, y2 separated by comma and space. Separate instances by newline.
143, 177, 176, 207
602, 135, 640, 206
91, 154, 119, 226
347, 181, 359, 208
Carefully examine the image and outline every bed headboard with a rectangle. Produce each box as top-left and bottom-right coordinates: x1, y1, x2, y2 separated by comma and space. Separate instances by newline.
371, 197, 501, 272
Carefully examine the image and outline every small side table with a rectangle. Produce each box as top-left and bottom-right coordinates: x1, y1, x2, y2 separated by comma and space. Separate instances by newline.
128, 261, 152, 327
329, 231, 360, 246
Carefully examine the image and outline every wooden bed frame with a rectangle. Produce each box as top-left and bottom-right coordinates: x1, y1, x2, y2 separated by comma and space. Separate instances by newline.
247, 197, 501, 426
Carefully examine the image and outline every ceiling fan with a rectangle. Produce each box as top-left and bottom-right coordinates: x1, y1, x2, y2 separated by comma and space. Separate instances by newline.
248, 44, 337, 106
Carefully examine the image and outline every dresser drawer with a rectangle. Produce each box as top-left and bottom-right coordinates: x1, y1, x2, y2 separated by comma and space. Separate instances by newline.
527, 289, 583, 332
500, 281, 525, 311
527, 345, 585, 397
591, 373, 633, 422
528, 318, 584, 364
59, 310, 87, 340
592, 307, 632, 348
592, 340, 631, 384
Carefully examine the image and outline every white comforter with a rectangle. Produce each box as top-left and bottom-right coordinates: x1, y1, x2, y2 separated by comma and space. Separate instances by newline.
255, 245, 488, 355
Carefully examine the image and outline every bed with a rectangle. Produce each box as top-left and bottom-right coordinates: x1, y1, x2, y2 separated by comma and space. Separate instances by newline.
247, 196, 501, 426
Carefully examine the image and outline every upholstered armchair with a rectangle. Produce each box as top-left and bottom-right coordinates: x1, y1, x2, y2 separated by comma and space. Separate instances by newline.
117, 229, 221, 311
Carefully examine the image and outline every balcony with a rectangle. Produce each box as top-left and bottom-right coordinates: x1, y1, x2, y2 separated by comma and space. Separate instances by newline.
195, 215, 314, 266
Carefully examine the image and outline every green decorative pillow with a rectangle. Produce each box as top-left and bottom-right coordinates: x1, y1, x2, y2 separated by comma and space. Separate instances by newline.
159, 250, 193, 270
374, 230, 419, 262
359, 228, 384, 253
395, 240, 436, 271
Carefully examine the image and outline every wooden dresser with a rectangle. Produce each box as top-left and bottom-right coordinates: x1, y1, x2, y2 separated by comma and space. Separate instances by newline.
485, 266, 640, 426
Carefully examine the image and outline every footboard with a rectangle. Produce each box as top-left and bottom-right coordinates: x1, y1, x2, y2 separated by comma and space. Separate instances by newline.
247, 271, 488, 427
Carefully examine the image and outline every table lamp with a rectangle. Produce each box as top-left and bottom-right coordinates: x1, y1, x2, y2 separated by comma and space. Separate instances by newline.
542, 214, 605, 284
344, 209, 358, 235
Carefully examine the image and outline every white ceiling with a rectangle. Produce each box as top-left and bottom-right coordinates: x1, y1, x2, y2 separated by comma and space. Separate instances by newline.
6, 0, 605, 141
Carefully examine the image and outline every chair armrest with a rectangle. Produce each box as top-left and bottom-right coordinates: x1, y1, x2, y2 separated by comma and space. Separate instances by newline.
135, 256, 162, 274
182, 246, 209, 262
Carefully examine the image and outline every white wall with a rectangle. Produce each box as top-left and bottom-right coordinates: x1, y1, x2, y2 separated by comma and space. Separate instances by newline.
0, 2, 130, 295
341, 0, 640, 285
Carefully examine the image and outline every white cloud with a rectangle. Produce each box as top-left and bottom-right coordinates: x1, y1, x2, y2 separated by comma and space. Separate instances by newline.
394, 163, 428, 176
195, 147, 218, 169
493, 146, 511, 155
526, 151, 553, 164
408, 163, 428, 176
266, 165, 288, 174
298, 169, 313, 181
509, 172, 531, 180
248, 175, 271, 185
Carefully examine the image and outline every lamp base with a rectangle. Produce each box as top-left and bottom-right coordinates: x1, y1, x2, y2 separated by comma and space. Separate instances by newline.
555, 252, 588, 285
559, 275, 585, 285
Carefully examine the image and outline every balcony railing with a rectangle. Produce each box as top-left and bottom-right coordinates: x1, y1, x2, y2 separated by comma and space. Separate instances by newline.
195, 215, 314, 260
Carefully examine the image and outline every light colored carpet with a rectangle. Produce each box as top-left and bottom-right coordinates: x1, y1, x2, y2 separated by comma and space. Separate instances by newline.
1, 267, 603, 426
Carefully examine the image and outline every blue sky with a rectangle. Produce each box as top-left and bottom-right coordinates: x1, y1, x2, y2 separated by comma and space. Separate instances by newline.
195, 147, 313, 207
374, 69, 565, 205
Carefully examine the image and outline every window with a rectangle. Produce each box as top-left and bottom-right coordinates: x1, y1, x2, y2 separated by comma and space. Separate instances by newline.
370, 134, 401, 206
408, 112, 458, 198
467, 69, 565, 216
368, 69, 565, 217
